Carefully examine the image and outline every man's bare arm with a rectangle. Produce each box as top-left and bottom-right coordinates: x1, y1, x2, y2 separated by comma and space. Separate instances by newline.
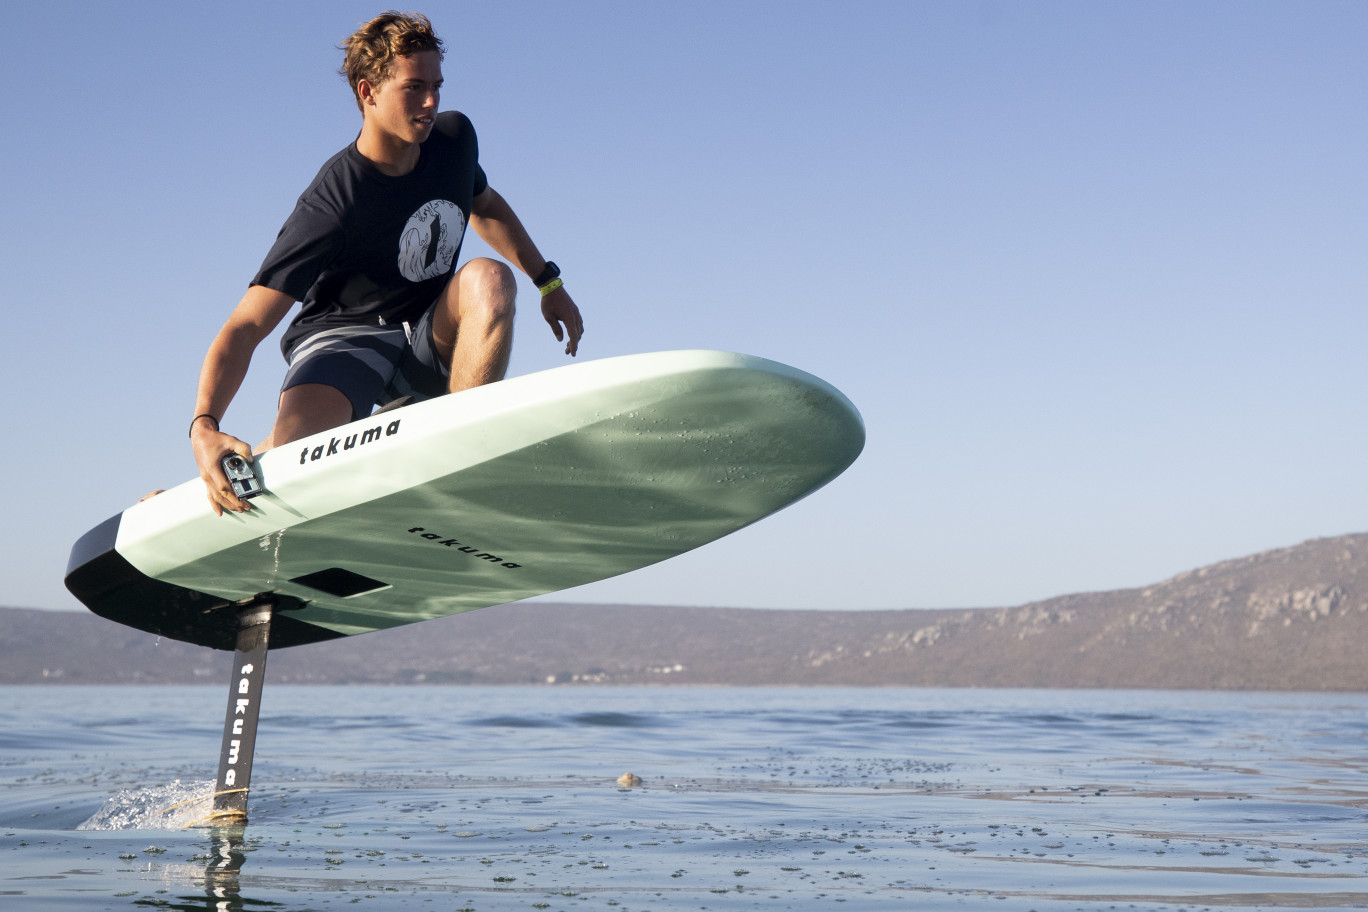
190, 285, 295, 515
469, 186, 584, 356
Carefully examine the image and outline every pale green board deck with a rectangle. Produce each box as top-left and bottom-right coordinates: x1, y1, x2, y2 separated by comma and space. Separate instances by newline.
103, 351, 864, 639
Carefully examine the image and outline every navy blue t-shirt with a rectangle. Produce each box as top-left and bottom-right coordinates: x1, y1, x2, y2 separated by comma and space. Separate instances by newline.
252, 111, 489, 358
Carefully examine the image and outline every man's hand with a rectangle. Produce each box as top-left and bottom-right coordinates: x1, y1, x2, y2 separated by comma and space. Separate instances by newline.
191, 423, 256, 516
541, 286, 584, 356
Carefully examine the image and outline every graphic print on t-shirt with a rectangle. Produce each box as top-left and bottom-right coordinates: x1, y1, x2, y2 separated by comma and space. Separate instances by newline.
398, 199, 466, 283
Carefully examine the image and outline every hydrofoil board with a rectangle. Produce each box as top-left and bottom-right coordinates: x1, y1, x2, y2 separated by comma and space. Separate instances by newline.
65, 350, 863, 650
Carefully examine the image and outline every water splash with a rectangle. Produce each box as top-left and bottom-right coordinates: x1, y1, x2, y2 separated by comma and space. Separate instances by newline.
78, 779, 217, 830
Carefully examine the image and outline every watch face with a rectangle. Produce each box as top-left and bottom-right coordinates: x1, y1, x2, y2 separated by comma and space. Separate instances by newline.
537, 261, 560, 286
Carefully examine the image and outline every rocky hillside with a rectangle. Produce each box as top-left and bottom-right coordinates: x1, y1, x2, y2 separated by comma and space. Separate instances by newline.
6, 533, 1367, 689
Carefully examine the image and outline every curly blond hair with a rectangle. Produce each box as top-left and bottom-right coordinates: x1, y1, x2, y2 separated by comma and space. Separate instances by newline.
340, 11, 445, 112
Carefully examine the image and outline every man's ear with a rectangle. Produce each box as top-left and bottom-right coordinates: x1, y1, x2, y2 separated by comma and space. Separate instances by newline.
357, 77, 379, 107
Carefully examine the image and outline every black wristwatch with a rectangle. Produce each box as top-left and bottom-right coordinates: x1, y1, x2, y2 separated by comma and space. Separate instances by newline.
533, 261, 560, 289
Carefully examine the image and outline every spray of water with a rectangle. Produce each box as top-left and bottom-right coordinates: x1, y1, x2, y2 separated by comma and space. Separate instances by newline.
78, 779, 218, 830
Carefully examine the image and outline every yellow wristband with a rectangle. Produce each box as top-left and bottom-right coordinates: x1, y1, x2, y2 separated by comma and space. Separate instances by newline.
538, 277, 564, 297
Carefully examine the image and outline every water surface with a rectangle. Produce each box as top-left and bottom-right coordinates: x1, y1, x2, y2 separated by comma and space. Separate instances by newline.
2, 686, 1366, 910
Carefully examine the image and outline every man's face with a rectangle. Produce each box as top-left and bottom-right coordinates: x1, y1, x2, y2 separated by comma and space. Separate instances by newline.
364, 50, 443, 145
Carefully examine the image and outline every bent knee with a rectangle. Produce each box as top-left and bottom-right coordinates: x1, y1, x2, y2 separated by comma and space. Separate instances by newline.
459, 258, 517, 317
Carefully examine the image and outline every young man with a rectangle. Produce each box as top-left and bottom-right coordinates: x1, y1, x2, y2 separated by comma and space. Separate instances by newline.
187, 12, 583, 516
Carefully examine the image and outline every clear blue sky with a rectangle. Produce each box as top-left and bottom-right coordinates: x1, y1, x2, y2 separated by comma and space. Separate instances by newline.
4, 1, 1365, 613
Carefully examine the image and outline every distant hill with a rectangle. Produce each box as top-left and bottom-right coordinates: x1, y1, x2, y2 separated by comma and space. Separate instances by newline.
7, 533, 1368, 689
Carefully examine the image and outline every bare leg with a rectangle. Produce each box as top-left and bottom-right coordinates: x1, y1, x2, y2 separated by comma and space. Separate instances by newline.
258, 261, 513, 453
430, 257, 517, 393
262, 383, 354, 450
